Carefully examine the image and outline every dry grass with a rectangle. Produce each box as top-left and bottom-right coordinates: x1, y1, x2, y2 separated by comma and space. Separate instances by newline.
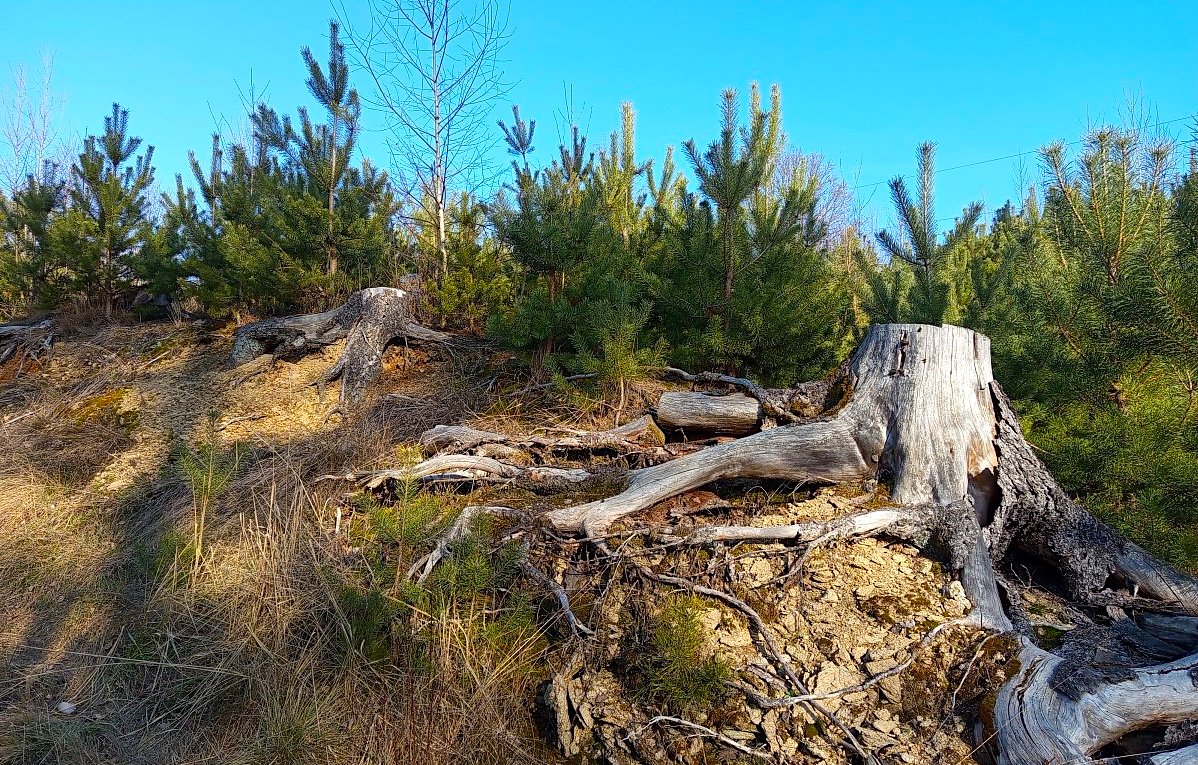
0, 320, 564, 765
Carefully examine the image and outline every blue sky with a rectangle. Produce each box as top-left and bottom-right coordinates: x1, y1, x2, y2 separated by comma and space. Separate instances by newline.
2, 0, 1195, 230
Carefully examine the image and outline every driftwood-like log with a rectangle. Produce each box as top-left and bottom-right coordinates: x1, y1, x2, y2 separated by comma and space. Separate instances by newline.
554, 324, 1198, 761
992, 640, 1198, 764
230, 286, 447, 405
322, 453, 626, 498
0, 318, 54, 370
655, 391, 761, 436
662, 366, 833, 423
419, 414, 665, 458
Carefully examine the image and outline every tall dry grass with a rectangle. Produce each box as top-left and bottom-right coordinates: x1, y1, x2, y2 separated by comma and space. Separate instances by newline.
0, 328, 562, 764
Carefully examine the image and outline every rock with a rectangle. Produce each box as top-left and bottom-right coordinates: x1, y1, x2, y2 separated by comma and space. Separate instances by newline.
716, 626, 754, 649
873, 717, 899, 735
760, 709, 782, 751
865, 656, 901, 675
724, 729, 757, 742
55, 701, 76, 714
946, 580, 970, 606
879, 676, 903, 703
743, 557, 775, 586
865, 645, 899, 661
811, 663, 865, 711
858, 727, 897, 749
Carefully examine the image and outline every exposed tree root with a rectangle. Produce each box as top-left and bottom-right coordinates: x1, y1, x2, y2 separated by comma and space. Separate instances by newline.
629, 716, 772, 761
351, 322, 1198, 764
229, 286, 448, 406
992, 639, 1198, 764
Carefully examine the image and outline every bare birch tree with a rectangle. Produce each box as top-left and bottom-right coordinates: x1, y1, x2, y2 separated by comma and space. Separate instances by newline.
1, 52, 66, 194
338, 0, 509, 283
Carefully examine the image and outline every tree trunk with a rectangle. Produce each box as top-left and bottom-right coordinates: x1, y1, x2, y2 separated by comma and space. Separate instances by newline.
230, 285, 446, 406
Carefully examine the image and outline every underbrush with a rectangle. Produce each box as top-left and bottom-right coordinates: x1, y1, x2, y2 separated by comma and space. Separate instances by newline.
0, 399, 559, 765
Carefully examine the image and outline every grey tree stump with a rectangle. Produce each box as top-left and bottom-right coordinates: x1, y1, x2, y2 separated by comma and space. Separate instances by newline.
230, 286, 447, 406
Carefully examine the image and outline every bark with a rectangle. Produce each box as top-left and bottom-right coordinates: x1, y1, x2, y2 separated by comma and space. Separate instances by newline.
655, 391, 761, 436
230, 286, 446, 406
992, 640, 1198, 765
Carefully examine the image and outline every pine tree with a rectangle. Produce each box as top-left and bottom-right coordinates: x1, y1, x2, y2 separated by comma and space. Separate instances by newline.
302, 20, 360, 276
873, 142, 983, 325
682, 85, 779, 331
69, 103, 156, 317
653, 85, 848, 383
252, 20, 363, 278
0, 161, 68, 310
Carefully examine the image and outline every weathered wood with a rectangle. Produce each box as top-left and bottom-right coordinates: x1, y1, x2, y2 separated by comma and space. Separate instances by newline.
323, 453, 610, 495
662, 508, 921, 545
230, 286, 447, 405
654, 391, 761, 436
419, 415, 666, 458
0, 318, 54, 370
551, 325, 1000, 532
388, 322, 1198, 764
548, 416, 870, 533
1149, 743, 1198, 765
992, 640, 1198, 765
662, 367, 832, 422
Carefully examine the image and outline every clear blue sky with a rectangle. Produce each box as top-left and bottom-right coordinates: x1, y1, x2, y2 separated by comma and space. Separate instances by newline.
2, 0, 1196, 230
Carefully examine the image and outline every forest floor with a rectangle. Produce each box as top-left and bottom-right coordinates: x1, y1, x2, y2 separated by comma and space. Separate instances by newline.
0, 314, 1063, 764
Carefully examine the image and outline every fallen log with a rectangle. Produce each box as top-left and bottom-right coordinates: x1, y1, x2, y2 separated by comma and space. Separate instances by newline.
419, 414, 665, 458
229, 285, 447, 406
655, 391, 761, 436
0, 318, 54, 371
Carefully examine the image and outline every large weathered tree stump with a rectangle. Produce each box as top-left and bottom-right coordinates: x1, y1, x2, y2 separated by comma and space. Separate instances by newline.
230, 286, 446, 406
340, 322, 1198, 763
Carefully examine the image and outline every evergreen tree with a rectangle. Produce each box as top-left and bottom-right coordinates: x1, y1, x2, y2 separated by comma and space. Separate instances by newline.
169, 24, 396, 316
654, 85, 849, 383
984, 128, 1198, 564
69, 103, 156, 317
682, 85, 779, 331
302, 20, 360, 276
872, 142, 983, 324
0, 161, 68, 310
420, 191, 514, 332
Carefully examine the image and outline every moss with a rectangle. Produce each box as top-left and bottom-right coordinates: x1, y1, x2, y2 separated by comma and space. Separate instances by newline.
963, 635, 1023, 745
71, 387, 139, 433
1035, 625, 1067, 650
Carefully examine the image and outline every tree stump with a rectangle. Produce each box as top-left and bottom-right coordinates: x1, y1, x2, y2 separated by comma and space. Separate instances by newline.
342, 322, 1198, 763
229, 286, 447, 406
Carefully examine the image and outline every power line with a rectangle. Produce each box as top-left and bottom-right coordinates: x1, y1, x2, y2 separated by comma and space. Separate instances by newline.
851, 114, 1196, 193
